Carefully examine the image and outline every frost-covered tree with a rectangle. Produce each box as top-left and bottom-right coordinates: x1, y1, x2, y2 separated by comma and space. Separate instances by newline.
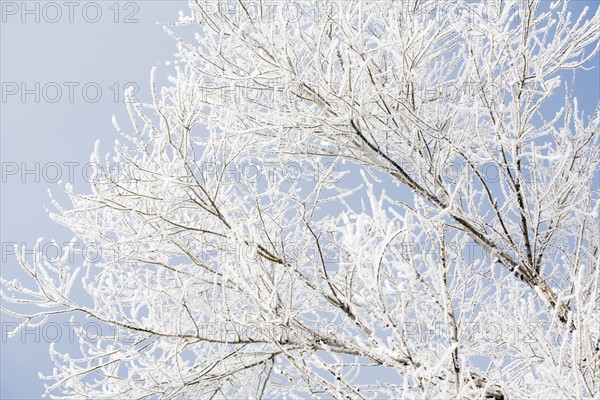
3, 0, 600, 398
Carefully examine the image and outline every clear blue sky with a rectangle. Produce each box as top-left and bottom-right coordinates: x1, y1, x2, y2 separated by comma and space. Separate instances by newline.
1, 2, 184, 398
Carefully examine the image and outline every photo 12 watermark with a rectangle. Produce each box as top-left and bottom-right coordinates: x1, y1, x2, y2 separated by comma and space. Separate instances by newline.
1, 161, 140, 184
188, 1, 519, 25
1, 1, 140, 24
1, 81, 139, 104
1, 320, 341, 344
2, 240, 139, 265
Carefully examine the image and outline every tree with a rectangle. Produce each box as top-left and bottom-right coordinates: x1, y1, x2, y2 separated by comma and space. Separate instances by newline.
3, 0, 599, 398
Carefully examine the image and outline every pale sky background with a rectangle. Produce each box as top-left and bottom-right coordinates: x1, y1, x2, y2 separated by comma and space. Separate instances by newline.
1, 2, 185, 397
1, 1, 598, 398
